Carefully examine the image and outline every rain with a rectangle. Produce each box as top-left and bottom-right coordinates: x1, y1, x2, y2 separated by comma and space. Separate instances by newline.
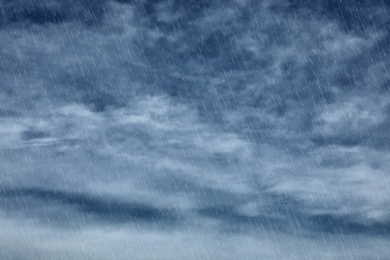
0, 0, 390, 259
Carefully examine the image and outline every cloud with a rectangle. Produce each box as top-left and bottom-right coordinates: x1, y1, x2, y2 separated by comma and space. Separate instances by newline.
0, 187, 177, 225
0, 0, 108, 27
1, 0, 390, 259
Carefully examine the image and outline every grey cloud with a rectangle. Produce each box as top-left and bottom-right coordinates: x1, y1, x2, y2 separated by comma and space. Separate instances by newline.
198, 205, 390, 237
1, 0, 390, 259
0, 0, 107, 27
20, 129, 50, 141
0, 187, 177, 225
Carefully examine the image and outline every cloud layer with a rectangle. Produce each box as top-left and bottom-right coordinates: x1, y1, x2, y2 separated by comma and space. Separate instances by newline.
1, 0, 390, 259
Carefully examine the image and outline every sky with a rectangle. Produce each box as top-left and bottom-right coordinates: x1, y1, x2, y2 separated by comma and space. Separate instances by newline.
0, 0, 390, 259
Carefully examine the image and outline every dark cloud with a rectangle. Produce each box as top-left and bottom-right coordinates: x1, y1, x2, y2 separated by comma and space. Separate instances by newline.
0, 0, 107, 27
0, 188, 177, 224
283, 0, 388, 31
311, 135, 364, 147
307, 214, 390, 236
20, 129, 50, 141
198, 203, 390, 237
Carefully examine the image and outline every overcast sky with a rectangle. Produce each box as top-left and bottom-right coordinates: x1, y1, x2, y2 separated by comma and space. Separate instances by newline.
1, 0, 390, 259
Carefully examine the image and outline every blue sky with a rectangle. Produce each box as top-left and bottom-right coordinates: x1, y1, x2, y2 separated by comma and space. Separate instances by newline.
1, 0, 390, 259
